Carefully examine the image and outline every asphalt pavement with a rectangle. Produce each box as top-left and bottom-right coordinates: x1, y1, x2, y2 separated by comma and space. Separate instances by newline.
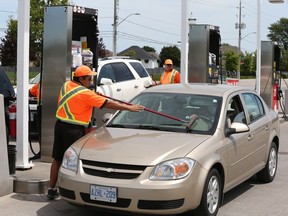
1, 79, 288, 216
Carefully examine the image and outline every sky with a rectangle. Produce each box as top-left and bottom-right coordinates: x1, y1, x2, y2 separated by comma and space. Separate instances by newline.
0, 0, 288, 54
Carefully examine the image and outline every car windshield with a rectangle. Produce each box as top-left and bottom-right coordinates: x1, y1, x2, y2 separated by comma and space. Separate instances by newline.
107, 92, 222, 135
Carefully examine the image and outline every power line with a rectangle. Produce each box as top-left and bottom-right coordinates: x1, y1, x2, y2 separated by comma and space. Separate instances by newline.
122, 20, 180, 37
0, 10, 17, 14
118, 31, 177, 46
100, 31, 177, 47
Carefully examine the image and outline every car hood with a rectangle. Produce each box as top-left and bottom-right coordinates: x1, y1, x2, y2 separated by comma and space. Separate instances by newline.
76, 127, 211, 166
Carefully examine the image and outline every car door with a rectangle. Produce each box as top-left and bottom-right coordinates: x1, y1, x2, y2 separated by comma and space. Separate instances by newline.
225, 94, 254, 188
112, 62, 138, 101
129, 61, 152, 94
241, 93, 270, 168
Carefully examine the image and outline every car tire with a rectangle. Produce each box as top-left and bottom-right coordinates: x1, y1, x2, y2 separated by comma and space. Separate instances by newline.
193, 168, 221, 216
256, 141, 278, 183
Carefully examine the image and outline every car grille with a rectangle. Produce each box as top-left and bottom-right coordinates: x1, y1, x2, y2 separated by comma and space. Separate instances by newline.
80, 193, 131, 208
81, 192, 184, 210
81, 159, 147, 179
138, 199, 185, 210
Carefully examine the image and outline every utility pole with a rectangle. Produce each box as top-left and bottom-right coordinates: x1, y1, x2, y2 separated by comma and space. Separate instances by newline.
113, 0, 119, 56
112, 0, 140, 56
235, 0, 245, 79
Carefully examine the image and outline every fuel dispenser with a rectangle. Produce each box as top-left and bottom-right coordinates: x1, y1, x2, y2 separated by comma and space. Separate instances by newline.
260, 41, 281, 112
187, 24, 222, 83
40, 5, 98, 162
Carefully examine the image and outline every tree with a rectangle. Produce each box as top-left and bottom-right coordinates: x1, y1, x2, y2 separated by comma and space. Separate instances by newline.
240, 52, 255, 77
0, 17, 17, 66
1, 0, 108, 66
223, 50, 238, 77
267, 18, 288, 72
267, 18, 288, 50
281, 49, 288, 73
159, 46, 180, 67
98, 38, 106, 58
0, 0, 69, 67
142, 46, 156, 52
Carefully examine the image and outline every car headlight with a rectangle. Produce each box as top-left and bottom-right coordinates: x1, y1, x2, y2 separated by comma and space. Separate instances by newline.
150, 158, 195, 180
62, 147, 78, 172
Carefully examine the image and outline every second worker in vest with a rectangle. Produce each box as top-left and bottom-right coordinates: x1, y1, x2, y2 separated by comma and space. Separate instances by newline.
160, 59, 180, 84
47, 65, 145, 200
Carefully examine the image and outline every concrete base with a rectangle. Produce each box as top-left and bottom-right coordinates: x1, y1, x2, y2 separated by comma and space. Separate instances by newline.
13, 179, 49, 194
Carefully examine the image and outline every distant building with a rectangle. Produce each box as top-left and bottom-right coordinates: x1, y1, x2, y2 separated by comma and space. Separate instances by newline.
118, 46, 160, 69
221, 44, 239, 54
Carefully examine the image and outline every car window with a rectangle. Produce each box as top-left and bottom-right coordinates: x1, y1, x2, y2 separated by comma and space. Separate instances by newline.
98, 62, 134, 84
98, 64, 116, 84
108, 92, 222, 135
129, 62, 149, 78
112, 62, 135, 82
226, 95, 246, 124
242, 93, 265, 123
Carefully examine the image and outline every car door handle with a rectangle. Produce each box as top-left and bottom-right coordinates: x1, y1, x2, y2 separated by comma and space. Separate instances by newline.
248, 133, 254, 140
116, 88, 121, 92
265, 125, 269, 130
134, 85, 139, 89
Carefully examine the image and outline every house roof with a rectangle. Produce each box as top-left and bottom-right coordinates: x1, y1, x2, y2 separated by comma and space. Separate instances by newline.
118, 46, 159, 60
222, 44, 241, 55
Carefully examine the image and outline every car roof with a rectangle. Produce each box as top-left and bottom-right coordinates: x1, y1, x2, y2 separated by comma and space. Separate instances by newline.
98, 57, 141, 65
144, 83, 255, 97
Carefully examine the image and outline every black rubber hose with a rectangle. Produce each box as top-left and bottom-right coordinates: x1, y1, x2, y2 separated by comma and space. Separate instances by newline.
28, 102, 40, 160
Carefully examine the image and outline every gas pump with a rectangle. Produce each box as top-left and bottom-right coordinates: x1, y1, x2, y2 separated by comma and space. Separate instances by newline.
40, 5, 98, 162
187, 24, 222, 83
209, 52, 218, 83
272, 68, 280, 113
260, 41, 281, 112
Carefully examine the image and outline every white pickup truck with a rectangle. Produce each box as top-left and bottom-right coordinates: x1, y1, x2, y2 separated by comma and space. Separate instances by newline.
96, 57, 153, 102
93, 57, 153, 127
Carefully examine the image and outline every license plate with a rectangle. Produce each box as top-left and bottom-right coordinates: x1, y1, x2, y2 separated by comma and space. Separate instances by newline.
90, 185, 117, 203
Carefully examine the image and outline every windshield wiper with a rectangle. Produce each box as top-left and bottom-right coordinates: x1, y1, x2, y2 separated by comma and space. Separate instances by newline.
107, 124, 126, 128
136, 125, 162, 130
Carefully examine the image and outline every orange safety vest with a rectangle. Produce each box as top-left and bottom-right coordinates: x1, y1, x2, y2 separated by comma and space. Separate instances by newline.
29, 82, 39, 98
160, 69, 180, 84
56, 81, 107, 127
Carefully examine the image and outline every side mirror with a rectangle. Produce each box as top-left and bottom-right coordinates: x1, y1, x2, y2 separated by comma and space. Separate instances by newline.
143, 80, 152, 88
225, 122, 249, 136
100, 78, 113, 85
102, 113, 113, 123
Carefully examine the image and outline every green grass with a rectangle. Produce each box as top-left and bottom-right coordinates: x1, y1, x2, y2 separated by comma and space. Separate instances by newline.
6, 71, 39, 85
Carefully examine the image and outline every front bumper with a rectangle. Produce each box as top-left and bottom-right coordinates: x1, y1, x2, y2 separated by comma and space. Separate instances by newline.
58, 160, 207, 215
